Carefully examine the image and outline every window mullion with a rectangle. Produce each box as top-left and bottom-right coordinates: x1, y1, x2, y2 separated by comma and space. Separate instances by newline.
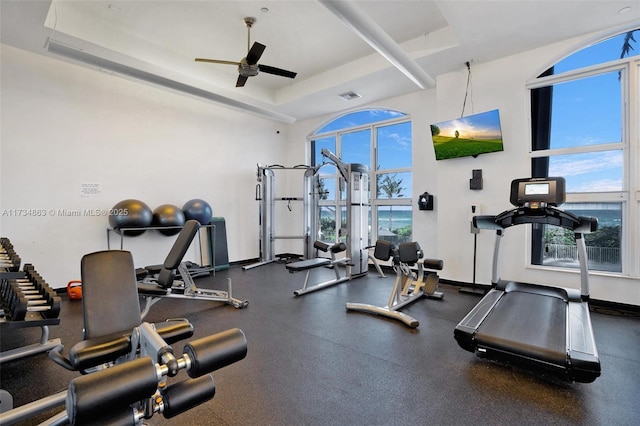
530, 143, 625, 157
527, 60, 627, 89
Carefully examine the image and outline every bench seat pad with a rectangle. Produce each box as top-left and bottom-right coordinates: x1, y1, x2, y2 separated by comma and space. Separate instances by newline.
286, 258, 331, 272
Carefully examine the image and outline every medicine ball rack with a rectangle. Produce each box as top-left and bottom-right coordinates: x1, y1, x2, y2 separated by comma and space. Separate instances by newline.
106, 223, 217, 274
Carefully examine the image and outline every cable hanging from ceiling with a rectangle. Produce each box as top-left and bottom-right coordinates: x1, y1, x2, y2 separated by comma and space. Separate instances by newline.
460, 61, 474, 118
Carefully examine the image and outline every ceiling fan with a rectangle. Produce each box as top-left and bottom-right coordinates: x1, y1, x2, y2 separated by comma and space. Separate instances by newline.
195, 17, 297, 87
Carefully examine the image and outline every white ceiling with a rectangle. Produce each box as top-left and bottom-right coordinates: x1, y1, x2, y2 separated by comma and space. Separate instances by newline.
1, 1, 638, 123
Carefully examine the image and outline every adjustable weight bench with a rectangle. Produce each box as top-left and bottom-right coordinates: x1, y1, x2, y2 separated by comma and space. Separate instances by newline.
137, 220, 248, 318
286, 240, 350, 296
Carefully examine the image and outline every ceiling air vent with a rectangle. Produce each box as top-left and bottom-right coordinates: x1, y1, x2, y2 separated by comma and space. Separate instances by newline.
339, 91, 361, 101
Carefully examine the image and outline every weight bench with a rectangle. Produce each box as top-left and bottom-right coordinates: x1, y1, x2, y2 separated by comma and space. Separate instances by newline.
286, 240, 350, 296
137, 220, 248, 318
346, 240, 444, 328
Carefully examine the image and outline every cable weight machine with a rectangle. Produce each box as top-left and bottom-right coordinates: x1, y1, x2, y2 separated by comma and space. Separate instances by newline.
315, 149, 369, 277
245, 150, 370, 283
243, 164, 316, 270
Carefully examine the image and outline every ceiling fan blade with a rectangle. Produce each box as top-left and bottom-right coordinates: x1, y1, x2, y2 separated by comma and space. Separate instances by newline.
246, 42, 266, 65
195, 58, 241, 65
236, 74, 248, 87
258, 64, 297, 79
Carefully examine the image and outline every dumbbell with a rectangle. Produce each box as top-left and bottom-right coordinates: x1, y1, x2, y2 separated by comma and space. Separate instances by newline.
9, 282, 57, 307
0, 277, 30, 302
9, 294, 61, 320
19, 265, 48, 286
0, 268, 44, 299
0, 251, 20, 271
0, 247, 15, 256
7, 283, 61, 320
0, 240, 21, 270
0, 245, 18, 258
0, 240, 14, 254
9, 282, 51, 302
4, 276, 50, 299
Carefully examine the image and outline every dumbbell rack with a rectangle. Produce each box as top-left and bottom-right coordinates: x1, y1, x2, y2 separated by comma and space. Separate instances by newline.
0, 237, 62, 364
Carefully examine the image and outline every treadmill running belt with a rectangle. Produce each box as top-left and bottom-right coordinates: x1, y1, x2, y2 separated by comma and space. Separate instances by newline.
475, 291, 567, 365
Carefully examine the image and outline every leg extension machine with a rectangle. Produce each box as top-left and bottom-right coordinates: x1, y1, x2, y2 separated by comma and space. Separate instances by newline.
2, 324, 247, 425
346, 240, 444, 328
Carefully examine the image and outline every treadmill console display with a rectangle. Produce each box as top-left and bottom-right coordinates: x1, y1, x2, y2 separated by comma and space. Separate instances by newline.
524, 182, 549, 196
510, 177, 565, 208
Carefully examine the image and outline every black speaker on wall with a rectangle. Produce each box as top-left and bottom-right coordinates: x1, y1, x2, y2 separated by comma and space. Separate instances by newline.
470, 169, 483, 190
418, 192, 434, 210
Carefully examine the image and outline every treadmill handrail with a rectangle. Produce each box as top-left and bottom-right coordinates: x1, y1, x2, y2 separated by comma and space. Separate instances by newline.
476, 206, 597, 297
474, 206, 598, 233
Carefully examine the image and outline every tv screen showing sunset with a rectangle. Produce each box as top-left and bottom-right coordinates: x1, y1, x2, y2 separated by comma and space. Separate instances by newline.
430, 109, 504, 160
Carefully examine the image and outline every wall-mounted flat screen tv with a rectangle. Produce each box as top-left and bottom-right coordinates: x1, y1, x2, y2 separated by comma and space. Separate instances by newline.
430, 109, 504, 160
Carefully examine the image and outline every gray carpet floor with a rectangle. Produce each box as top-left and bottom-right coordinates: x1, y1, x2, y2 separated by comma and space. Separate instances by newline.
2, 262, 639, 425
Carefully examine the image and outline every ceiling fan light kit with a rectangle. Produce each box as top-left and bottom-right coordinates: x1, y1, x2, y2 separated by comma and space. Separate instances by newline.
195, 17, 297, 87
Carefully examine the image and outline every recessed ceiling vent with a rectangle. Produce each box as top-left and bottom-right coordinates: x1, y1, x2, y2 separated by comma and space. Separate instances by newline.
339, 91, 361, 101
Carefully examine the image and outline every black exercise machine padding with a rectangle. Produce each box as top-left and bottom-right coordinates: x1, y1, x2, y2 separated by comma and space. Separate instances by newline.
285, 258, 331, 272
158, 220, 200, 289
162, 374, 216, 419
50, 249, 194, 372
68, 333, 132, 372
80, 250, 143, 339
184, 328, 248, 378
373, 240, 394, 261
66, 356, 158, 425
398, 242, 423, 264
286, 241, 347, 272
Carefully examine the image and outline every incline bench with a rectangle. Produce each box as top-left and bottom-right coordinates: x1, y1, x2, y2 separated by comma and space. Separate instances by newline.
137, 220, 248, 318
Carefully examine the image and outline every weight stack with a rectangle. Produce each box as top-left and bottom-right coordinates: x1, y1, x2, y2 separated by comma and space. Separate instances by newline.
207, 217, 229, 271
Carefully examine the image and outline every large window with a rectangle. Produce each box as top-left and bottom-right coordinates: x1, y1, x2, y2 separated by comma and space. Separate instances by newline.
529, 29, 639, 275
310, 109, 412, 245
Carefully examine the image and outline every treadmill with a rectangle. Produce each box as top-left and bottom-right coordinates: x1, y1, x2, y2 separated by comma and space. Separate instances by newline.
454, 177, 601, 383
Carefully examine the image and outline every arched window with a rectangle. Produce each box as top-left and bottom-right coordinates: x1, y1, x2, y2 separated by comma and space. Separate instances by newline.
529, 29, 639, 275
309, 109, 413, 245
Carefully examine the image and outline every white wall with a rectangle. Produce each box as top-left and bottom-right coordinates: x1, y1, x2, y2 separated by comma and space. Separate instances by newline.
1, 44, 285, 288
